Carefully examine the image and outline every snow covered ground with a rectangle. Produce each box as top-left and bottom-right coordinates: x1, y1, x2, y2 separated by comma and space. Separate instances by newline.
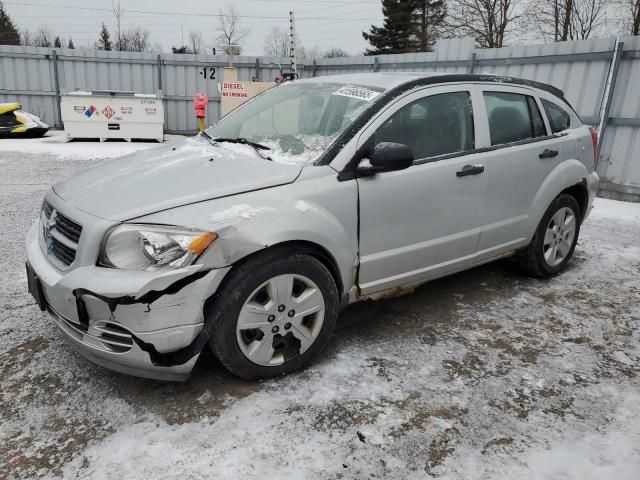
1, 133, 639, 479
0, 130, 181, 161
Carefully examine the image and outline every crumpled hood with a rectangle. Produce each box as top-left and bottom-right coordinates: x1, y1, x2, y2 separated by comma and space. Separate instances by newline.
53, 137, 302, 221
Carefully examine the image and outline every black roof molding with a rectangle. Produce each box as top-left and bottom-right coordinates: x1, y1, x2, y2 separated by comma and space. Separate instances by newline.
456, 74, 565, 99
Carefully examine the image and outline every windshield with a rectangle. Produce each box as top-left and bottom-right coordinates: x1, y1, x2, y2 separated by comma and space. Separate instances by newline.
205, 82, 384, 165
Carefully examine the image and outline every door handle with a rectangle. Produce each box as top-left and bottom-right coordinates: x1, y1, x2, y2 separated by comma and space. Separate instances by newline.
539, 149, 559, 159
456, 164, 485, 177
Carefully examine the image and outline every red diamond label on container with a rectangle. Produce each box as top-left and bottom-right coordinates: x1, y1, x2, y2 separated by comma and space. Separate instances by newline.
101, 105, 115, 119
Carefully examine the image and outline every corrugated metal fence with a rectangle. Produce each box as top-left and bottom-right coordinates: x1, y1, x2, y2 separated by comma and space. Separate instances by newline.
0, 46, 293, 133
1, 37, 639, 199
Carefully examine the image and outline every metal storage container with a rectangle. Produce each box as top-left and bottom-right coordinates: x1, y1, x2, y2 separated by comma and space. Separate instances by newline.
61, 90, 164, 142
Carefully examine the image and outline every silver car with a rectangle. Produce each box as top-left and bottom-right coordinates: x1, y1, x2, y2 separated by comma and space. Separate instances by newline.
26, 73, 599, 381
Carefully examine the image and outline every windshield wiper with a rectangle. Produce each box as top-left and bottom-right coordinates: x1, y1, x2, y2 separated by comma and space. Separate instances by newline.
204, 135, 273, 161
214, 137, 271, 151
200, 130, 215, 143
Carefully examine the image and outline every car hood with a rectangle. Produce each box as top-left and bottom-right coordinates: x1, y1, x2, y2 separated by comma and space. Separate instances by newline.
53, 137, 303, 221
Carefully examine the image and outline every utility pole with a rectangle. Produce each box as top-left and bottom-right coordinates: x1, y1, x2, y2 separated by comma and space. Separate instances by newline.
289, 10, 297, 76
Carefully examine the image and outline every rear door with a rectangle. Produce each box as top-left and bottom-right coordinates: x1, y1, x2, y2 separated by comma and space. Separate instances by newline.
474, 85, 567, 260
356, 85, 487, 295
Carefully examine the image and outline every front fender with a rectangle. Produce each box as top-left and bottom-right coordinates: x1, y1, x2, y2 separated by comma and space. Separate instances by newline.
134, 167, 359, 296
528, 159, 592, 238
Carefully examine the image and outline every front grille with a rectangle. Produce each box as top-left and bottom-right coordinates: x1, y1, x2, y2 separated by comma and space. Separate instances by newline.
42, 201, 83, 267
54, 212, 82, 243
50, 236, 76, 265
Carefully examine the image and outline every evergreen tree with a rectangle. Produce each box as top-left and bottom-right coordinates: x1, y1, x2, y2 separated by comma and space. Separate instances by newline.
54, 36, 62, 48
363, 0, 446, 55
67, 38, 75, 49
413, 0, 446, 52
96, 22, 112, 51
0, 1, 20, 46
363, 0, 416, 55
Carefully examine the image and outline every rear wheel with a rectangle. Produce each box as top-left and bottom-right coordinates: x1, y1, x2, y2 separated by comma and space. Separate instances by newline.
518, 194, 581, 278
208, 250, 339, 380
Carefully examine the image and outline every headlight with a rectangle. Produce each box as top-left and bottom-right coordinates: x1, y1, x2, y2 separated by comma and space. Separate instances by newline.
100, 224, 218, 271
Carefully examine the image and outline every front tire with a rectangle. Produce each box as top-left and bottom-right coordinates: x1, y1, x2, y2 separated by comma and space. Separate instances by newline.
518, 193, 581, 278
208, 249, 339, 380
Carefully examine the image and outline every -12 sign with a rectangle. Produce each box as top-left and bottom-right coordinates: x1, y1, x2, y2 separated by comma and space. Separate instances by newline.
200, 67, 216, 80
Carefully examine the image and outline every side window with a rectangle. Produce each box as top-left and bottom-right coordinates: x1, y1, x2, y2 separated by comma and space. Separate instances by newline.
484, 92, 546, 146
374, 91, 474, 160
541, 99, 571, 133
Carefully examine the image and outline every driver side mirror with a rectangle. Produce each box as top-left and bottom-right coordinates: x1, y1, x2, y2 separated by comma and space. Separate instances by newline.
358, 142, 414, 175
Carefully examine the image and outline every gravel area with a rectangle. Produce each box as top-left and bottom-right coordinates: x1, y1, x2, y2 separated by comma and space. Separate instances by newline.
1, 134, 639, 479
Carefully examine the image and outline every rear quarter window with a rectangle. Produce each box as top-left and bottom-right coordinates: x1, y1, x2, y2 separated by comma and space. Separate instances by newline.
541, 99, 571, 133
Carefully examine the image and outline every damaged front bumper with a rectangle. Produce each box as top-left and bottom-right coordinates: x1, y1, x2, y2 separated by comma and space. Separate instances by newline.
26, 222, 230, 381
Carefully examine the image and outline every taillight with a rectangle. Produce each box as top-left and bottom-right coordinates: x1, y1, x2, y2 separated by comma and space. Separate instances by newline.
588, 126, 599, 168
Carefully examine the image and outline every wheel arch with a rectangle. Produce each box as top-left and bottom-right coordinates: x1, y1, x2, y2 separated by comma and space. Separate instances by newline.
528, 160, 591, 237
205, 239, 347, 309
561, 181, 589, 223
258, 240, 345, 298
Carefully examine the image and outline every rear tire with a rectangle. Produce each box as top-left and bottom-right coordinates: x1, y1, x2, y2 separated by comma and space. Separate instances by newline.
518, 193, 581, 278
208, 249, 339, 380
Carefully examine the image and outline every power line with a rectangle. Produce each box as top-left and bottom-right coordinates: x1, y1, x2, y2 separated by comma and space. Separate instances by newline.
5, 1, 382, 21
7, 0, 379, 55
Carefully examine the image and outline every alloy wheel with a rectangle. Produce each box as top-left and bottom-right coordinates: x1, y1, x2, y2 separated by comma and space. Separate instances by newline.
236, 274, 325, 366
543, 206, 576, 267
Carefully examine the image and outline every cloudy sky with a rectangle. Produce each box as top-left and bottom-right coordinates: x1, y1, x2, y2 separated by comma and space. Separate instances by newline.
4, 0, 385, 55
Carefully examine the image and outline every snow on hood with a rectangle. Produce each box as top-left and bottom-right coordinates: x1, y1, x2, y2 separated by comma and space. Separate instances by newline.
53, 136, 302, 221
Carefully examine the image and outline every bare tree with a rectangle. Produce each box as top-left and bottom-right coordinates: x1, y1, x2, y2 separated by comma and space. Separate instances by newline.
120, 27, 150, 52
107, 1, 150, 52
27, 24, 54, 47
324, 47, 349, 58
112, 0, 124, 51
188, 31, 202, 54
263, 27, 315, 60
534, 0, 607, 42
447, 0, 527, 48
21, 29, 33, 46
628, 0, 640, 34
263, 27, 289, 57
555, 0, 574, 41
571, 0, 607, 39
216, 4, 250, 54
299, 45, 322, 60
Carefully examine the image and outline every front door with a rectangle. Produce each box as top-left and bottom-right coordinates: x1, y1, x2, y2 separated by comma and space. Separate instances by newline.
356, 86, 487, 295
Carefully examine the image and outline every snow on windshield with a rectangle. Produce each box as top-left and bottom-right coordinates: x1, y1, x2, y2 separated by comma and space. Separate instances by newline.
259, 134, 338, 166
